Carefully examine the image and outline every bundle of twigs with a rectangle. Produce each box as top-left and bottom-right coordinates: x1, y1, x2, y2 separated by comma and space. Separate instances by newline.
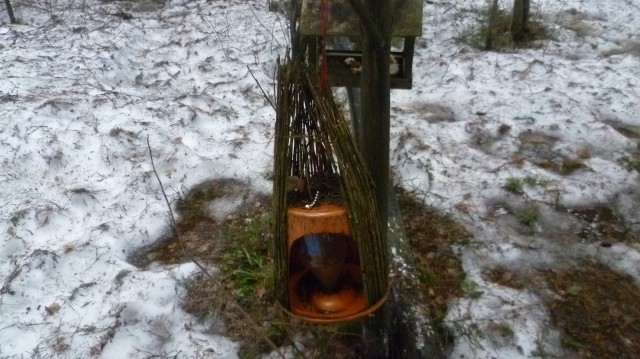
273, 59, 388, 308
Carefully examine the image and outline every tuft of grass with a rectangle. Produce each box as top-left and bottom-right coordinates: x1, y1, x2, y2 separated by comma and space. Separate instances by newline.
220, 105, 238, 122
261, 170, 274, 181
218, 214, 274, 306
559, 158, 586, 175
534, 158, 587, 175
460, 279, 484, 299
516, 207, 538, 231
608, 122, 640, 139
178, 204, 289, 357
495, 322, 514, 339
484, 266, 525, 290
396, 186, 472, 348
570, 205, 638, 244
523, 175, 549, 187
504, 177, 524, 194
618, 155, 640, 172
175, 182, 224, 222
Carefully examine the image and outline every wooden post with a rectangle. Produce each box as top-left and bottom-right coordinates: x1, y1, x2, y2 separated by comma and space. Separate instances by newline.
359, 0, 391, 239
353, 0, 392, 356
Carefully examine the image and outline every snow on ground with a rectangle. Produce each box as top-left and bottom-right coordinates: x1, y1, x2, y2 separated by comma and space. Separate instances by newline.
390, 1, 640, 358
0, 0, 639, 358
1, 1, 280, 357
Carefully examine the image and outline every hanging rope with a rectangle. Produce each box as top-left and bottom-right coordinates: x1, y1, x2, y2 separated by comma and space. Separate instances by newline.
319, 0, 330, 90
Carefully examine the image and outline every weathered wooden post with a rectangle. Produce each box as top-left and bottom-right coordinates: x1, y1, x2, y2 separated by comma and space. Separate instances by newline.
349, 1, 393, 355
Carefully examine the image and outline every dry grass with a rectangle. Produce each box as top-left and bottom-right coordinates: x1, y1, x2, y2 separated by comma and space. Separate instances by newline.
484, 266, 526, 290
395, 187, 472, 345
137, 177, 640, 359
482, 261, 640, 358
541, 262, 640, 358
570, 205, 639, 245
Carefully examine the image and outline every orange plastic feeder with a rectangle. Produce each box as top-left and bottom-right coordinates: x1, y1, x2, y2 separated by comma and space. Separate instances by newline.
285, 204, 385, 323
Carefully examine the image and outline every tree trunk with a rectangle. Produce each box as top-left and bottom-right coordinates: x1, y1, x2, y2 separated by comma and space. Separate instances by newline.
485, 0, 500, 50
5, 0, 17, 24
511, 0, 531, 42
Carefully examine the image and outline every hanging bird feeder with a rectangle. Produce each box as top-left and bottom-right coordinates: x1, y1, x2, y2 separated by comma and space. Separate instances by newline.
272, 62, 389, 324
271, 0, 423, 89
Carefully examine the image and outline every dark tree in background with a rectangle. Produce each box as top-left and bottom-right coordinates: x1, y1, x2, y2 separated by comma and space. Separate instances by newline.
4, 0, 17, 24
484, 0, 534, 49
485, 0, 500, 50
511, 0, 531, 42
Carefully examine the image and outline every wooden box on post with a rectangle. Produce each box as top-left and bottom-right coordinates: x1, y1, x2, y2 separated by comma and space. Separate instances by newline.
298, 0, 423, 89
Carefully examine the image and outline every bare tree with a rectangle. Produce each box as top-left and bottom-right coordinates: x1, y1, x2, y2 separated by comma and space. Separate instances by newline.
485, 0, 500, 50
4, 0, 17, 24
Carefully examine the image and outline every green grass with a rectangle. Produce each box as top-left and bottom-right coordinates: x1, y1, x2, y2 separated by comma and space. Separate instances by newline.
516, 207, 539, 230
460, 279, 484, 299
218, 214, 274, 304
523, 176, 549, 187
504, 177, 524, 194
618, 155, 640, 172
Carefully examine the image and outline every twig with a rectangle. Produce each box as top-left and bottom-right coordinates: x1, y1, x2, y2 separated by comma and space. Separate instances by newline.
146, 135, 285, 359
247, 65, 275, 110
246, 2, 281, 48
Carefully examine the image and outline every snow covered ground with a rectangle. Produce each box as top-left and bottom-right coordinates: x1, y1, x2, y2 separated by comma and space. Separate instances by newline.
1, 0, 639, 358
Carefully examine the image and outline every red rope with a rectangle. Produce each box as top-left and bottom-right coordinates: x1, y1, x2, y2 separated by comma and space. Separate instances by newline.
319, 0, 329, 90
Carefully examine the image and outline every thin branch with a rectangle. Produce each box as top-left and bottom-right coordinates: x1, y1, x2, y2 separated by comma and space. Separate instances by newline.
248, 65, 275, 110
146, 135, 285, 359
